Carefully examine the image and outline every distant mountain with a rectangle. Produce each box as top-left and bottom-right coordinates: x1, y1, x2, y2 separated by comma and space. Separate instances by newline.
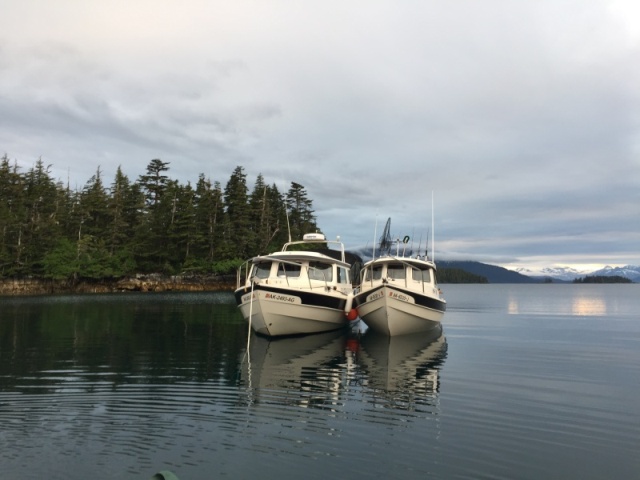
439, 262, 639, 284
513, 266, 586, 282
512, 264, 640, 282
437, 261, 536, 284
590, 265, 640, 283
348, 247, 639, 283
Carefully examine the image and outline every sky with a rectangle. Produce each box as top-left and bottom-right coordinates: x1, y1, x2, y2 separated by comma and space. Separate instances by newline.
1, 0, 639, 273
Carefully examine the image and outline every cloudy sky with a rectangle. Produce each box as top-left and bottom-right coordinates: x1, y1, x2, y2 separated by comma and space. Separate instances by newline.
2, 0, 639, 272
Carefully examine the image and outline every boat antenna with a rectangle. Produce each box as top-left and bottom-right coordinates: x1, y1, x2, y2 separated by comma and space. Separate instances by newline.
431, 191, 435, 262
425, 229, 430, 260
284, 187, 292, 243
410, 227, 415, 257
372, 214, 378, 260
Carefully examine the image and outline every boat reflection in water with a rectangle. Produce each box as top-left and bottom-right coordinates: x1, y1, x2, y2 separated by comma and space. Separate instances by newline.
238, 329, 349, 408
354, 325, 447, 409
237, 321, 447, 414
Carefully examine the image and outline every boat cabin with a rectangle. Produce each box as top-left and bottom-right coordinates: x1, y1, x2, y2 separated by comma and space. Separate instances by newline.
361, 258, 437, 291
247, 253, 352, 295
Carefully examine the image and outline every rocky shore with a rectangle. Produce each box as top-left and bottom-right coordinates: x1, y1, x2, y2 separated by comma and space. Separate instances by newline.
0, 274, 236, 296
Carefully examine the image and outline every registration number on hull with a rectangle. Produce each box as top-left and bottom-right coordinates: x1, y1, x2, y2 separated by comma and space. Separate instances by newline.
242, 291, 301, 305
367, 290, 385, 302
265, 292, 297, 303
389, 291, 412, 303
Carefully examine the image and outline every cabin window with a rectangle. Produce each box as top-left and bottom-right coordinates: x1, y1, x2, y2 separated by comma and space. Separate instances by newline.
337, 266, 350, 284
387, 264, 406, 280
308, 261, 333, 281
364, 265, 383, 281
252, 262, 272, 279
278, 263, 301, 278
412, 267, 431, 283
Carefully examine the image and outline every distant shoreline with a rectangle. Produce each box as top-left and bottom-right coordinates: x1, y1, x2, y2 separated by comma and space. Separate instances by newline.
0, 275, 236, 296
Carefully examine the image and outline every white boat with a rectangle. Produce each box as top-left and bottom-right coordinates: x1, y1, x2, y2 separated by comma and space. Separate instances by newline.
234, 233, 356, 337
354, 219, 446, 336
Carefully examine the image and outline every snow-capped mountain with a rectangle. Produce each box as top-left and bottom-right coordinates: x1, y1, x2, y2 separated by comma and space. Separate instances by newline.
513, 265, 640, 282
590, 265, 640, 282
513, 266, 589, 282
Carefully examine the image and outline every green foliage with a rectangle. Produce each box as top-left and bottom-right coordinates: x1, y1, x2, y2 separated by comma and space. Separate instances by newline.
573, 275, 632, 284
438, 267, 489, 284
42, 238, 78, 280
286, 181, 317, 240
212, 258, 245, 275
0, 157, 320, 281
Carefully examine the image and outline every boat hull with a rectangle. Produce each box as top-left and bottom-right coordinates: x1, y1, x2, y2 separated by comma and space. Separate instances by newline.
234, 285, 349, 337
354, 285, 445, 336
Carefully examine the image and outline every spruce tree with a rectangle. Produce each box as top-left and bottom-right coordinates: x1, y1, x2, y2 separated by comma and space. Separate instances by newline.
286, 182, 317, 240
21, 159, 61, 275
223, 166, 251, 260
135, 159, 173, 272
193, 174, 224, 270
0, 156, 23, 275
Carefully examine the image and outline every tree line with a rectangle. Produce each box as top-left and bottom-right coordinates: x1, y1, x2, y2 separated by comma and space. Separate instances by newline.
438, 267, 488, 284
573, 275, 632, 284
0, 156, 319, 281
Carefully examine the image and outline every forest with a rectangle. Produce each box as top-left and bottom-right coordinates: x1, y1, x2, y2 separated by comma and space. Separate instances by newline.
573, 275, 632, 284
0, 156, 318, 281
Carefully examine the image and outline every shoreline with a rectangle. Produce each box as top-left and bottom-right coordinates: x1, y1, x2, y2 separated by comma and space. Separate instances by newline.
0, 274, 236, 296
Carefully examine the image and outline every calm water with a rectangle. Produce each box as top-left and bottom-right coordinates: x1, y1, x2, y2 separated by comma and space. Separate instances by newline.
1, 284, 639, 479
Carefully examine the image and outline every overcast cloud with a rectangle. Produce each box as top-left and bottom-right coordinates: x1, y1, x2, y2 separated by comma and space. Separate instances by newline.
1, 0, 639, 272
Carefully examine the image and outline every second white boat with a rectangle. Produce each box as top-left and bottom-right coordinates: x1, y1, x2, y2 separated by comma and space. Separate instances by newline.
354, 255, 446, 336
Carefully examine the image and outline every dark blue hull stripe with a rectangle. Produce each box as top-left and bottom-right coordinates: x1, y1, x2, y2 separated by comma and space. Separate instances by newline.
235, 285, 347, 311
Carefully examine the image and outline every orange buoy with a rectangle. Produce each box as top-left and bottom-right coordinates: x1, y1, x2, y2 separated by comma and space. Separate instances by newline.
346, 308, 358, 321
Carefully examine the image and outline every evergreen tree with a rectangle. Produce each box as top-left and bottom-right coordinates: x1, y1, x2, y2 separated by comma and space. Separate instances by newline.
138, 159, 170, 208
249, 177, 287, 253
79, 166, 110, 238
135, 160, 173, 272
20, 159, 62, 275
192, 175, 224, 271
267, 184, 289, 250
0, 157, 325, 281
223, 166, 251, 259
0, 156, 24, 275
42, 238, 78, 280
106, 166, 138, 275
286, 182, 317, 240
209, 181, 226, 265
53, 178, 78, 245
248, 174, 268, 254
166, 181, 197, 270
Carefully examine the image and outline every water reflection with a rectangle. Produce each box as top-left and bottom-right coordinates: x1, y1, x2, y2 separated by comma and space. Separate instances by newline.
0, 292, 246, 394
504, 285, 615, 317
508, 297, 520, 314
2, 286, 638, 479
0, 294, 450, 478
236, 324, 448, 415
238, 330, 348, 408
355, 326, 447, 409
572, 296, 607, 316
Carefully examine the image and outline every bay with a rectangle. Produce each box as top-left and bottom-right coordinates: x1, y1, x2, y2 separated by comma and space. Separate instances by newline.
0, 284, 638, 479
